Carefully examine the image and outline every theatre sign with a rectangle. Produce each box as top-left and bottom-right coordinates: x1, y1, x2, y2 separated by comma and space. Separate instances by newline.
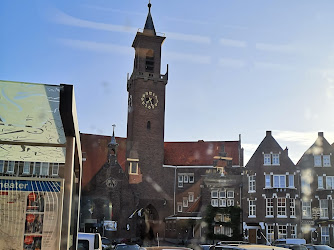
0, 81, 82, 249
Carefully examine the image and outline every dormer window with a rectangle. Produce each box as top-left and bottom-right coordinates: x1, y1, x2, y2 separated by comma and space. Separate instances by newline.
145, 50, 154, 72
127, 159, 139, 175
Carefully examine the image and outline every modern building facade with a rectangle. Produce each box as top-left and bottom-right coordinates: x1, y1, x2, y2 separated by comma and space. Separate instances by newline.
0, 81, 82, 250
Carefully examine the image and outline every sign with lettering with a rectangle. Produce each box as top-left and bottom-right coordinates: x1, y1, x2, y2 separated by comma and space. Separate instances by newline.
0, 177, 64, 249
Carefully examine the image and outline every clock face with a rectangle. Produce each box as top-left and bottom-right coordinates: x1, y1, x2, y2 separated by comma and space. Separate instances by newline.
106, 178, 117, 188
141, 91, 158, 109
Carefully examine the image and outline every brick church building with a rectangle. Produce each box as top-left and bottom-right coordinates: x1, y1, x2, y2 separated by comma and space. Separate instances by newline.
80, 3, 243, 243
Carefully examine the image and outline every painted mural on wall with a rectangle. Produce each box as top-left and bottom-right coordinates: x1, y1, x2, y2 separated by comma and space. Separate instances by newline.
0, 81, 66, 162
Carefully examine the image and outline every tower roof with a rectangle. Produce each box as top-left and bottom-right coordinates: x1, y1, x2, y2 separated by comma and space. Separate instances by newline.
108, 124, 118, 147
143, 2, 156, 35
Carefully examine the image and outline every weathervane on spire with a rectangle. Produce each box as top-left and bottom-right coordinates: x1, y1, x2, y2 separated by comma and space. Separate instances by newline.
112, 124, 116, 133
148, 0, 151, 12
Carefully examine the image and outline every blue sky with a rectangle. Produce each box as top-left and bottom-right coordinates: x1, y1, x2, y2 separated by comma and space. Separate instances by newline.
1, 0, 334, 163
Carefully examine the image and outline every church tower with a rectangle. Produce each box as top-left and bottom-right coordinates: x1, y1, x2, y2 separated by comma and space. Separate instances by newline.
126, 2, 168, 192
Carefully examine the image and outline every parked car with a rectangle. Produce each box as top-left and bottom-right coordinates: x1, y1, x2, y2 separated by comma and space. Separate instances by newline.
101, 237, 113, 249
140, 247, 192, 250
273, 239, 306, 245
273, 244, 307, 250
115, 243, 140, 250
304, 245, 334, 250
200, 245, 214, 250
78, 232, 103, 250
210, 244, 287, 250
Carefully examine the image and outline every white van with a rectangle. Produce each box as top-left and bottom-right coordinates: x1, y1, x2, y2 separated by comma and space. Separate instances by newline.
273, 238, 306, 245
78, 232, 103, 250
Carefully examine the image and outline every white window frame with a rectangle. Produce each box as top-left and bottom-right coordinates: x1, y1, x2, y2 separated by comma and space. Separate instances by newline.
52, 163, 59, 176
177, 202, 182, 212
277, 198, 286, 217
264, 154, 271, 165
301, 177, 311, 194
314, 155, 322, 167
273, 175, 286, 188
265, 174, 271, 188
41, 162, 49, 176
278, 225, 287, 239
272, 153, 280, 165
184, 174, 189, 183
189, 173, 194, 183
183, 197, 188, 207
290, 225, 297, 239
266, 198, 274, 217
223, 214, 231, 222
249, 175, 256, 192
214, 213, 223, 222
178, 174, 183, 187
323, 155, 331, 167
219, 190, 226, 198
188, 192, 194, 202
288, 174, 294, 188
211, 199, 218, 207
211, 190, 219, 198
326, 176, 334, 189
219, 199, 226, 207
266, 224, 274, 243
320, 199, 329, 218
33, 162, 41, 175
227, 190, 234, 198
290, 199, 296, 218
23, 162, 30, 174
249, 200, 256, 217
227, 199, 234, 207
332, 200, 334, 219
0, 160, 5, 173
302, 201, 311, 218
7, 161, 15, 174
318, 176, 324, 189
321, 226, 330, 245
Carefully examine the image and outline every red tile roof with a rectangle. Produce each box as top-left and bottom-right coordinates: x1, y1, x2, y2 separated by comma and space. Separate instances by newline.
164, 141, 240, 166
80, 133, 127, 188
81, 134, 241, 187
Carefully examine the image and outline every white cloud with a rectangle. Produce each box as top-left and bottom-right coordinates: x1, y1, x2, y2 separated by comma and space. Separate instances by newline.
58, 39, 132, 55
254, 61, 292, 71
51, 9, 211, 44
255, 42, 295, 53
219, 58, 245, 68
52, 9, 137, 33
219, 38, 247, 48
273, 130, 319, 147
165, 51, 211, 64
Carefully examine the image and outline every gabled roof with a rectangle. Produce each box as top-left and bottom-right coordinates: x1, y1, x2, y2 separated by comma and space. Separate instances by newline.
80, 133, 127, 188
297, 132, 334, 165
80, 133, 241, 188
246, 131, 295, 168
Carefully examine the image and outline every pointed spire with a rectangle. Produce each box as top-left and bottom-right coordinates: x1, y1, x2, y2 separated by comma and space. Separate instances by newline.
144, 0, 156, 35
109, 124, 117, 147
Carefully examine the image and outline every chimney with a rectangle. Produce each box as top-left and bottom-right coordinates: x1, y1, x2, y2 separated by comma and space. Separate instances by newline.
318, 132, 324, 137
284, 147, 288, 155
266, 131, 272, 136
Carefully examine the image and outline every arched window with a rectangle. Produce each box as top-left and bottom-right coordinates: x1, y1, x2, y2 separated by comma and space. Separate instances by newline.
147, 121, 151, 130
145, 50, 154, 72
